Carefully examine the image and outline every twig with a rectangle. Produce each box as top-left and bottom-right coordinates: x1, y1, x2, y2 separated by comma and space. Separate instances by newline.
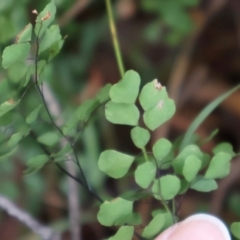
0, 194, 60, 240
40, 84, 81, 240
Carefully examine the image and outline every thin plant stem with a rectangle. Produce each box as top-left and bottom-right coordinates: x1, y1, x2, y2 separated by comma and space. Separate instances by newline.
152, 157, 175, 224
33, 21, 105, 209
142, 147, 149, 162
162, 198, 175, 223
55, 163, 104, 203
30, 130, 104, 204
155, 176, 175, 224
34, 22, 89, 190
73, 101, 108, 146
105, 0, 125, 78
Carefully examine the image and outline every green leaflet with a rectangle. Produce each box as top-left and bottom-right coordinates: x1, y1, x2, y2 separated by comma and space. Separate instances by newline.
182, 155, 201, 182
34, 0, 56, 37
205, 152, 232, 179
135, 162, 156, 188
0, 146, 18, 162
108, 226, 134, 240
98, 150, 134, 178
105, 101, 139, 126
131, 126, 150, 149
7, 62, 28, 84
172, 144, 203, 174
39, 25, 62, 54
139, 82, 176, 130
24, 154, 49, 175
37, 132, 59, 147
96, 83, 111, 104
7, 130, 29, 148
190, 175, 218, 192
231, 222, 240, 239
110, 70, 140, 104
142, 213, 165, 238
2, 43, 31, 69
152, 175, 180, 200
97, 198, 133, 226
153, 138, 172, 163
213, 142, 235, 157
0, 100, 19, 118
15, 23, 32, 43
26, 105, 42, 124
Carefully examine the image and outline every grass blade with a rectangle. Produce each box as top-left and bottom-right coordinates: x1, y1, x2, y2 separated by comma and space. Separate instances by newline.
180, 84, 240, 150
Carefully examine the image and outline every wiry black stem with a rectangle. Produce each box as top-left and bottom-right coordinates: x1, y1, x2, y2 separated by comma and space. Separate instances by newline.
34, 22, 89, 190
55, 163, 103, 203
30, 130, 104, 204
32, 22, 105, 205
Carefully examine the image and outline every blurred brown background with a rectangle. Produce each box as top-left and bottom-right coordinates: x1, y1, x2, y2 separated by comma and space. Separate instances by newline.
0, 0, 240, 239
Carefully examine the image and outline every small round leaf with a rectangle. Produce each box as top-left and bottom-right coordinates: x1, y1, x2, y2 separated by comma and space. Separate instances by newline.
139, 82, 175, 130
231, 222, 240, 239
190, 175, 218, 192
139, 80, 166, 110
125, 213, 142, 225
142, 213, 165, 238
97, 198, 133, 226
183, 155, 201, 182
108, 226, 134, 240
172, 144, 203, 174
143, 98, 175, 131
135, 162, 156, 188
98, 150, 134, 178
152, 175, 180, 200
131, 126, 150, 149
151, 209, 174, 231
105, 101, 139, 126
213, 142, 235, 157
205, 152, 232, 179
110, 70, 140, 104
153, 138, 172, 162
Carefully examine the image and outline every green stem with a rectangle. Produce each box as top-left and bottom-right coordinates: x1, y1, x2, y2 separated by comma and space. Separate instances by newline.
162, 199, 175, 223
105, 0, 125, 78
142, 147, 149, 162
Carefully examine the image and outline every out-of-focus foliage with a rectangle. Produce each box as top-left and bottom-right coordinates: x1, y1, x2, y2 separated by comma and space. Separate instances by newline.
1, 0, 240, 239
141, 0, 199, 45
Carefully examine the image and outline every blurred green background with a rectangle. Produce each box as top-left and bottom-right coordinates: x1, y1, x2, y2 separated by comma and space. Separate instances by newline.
0, 0, 240, 239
